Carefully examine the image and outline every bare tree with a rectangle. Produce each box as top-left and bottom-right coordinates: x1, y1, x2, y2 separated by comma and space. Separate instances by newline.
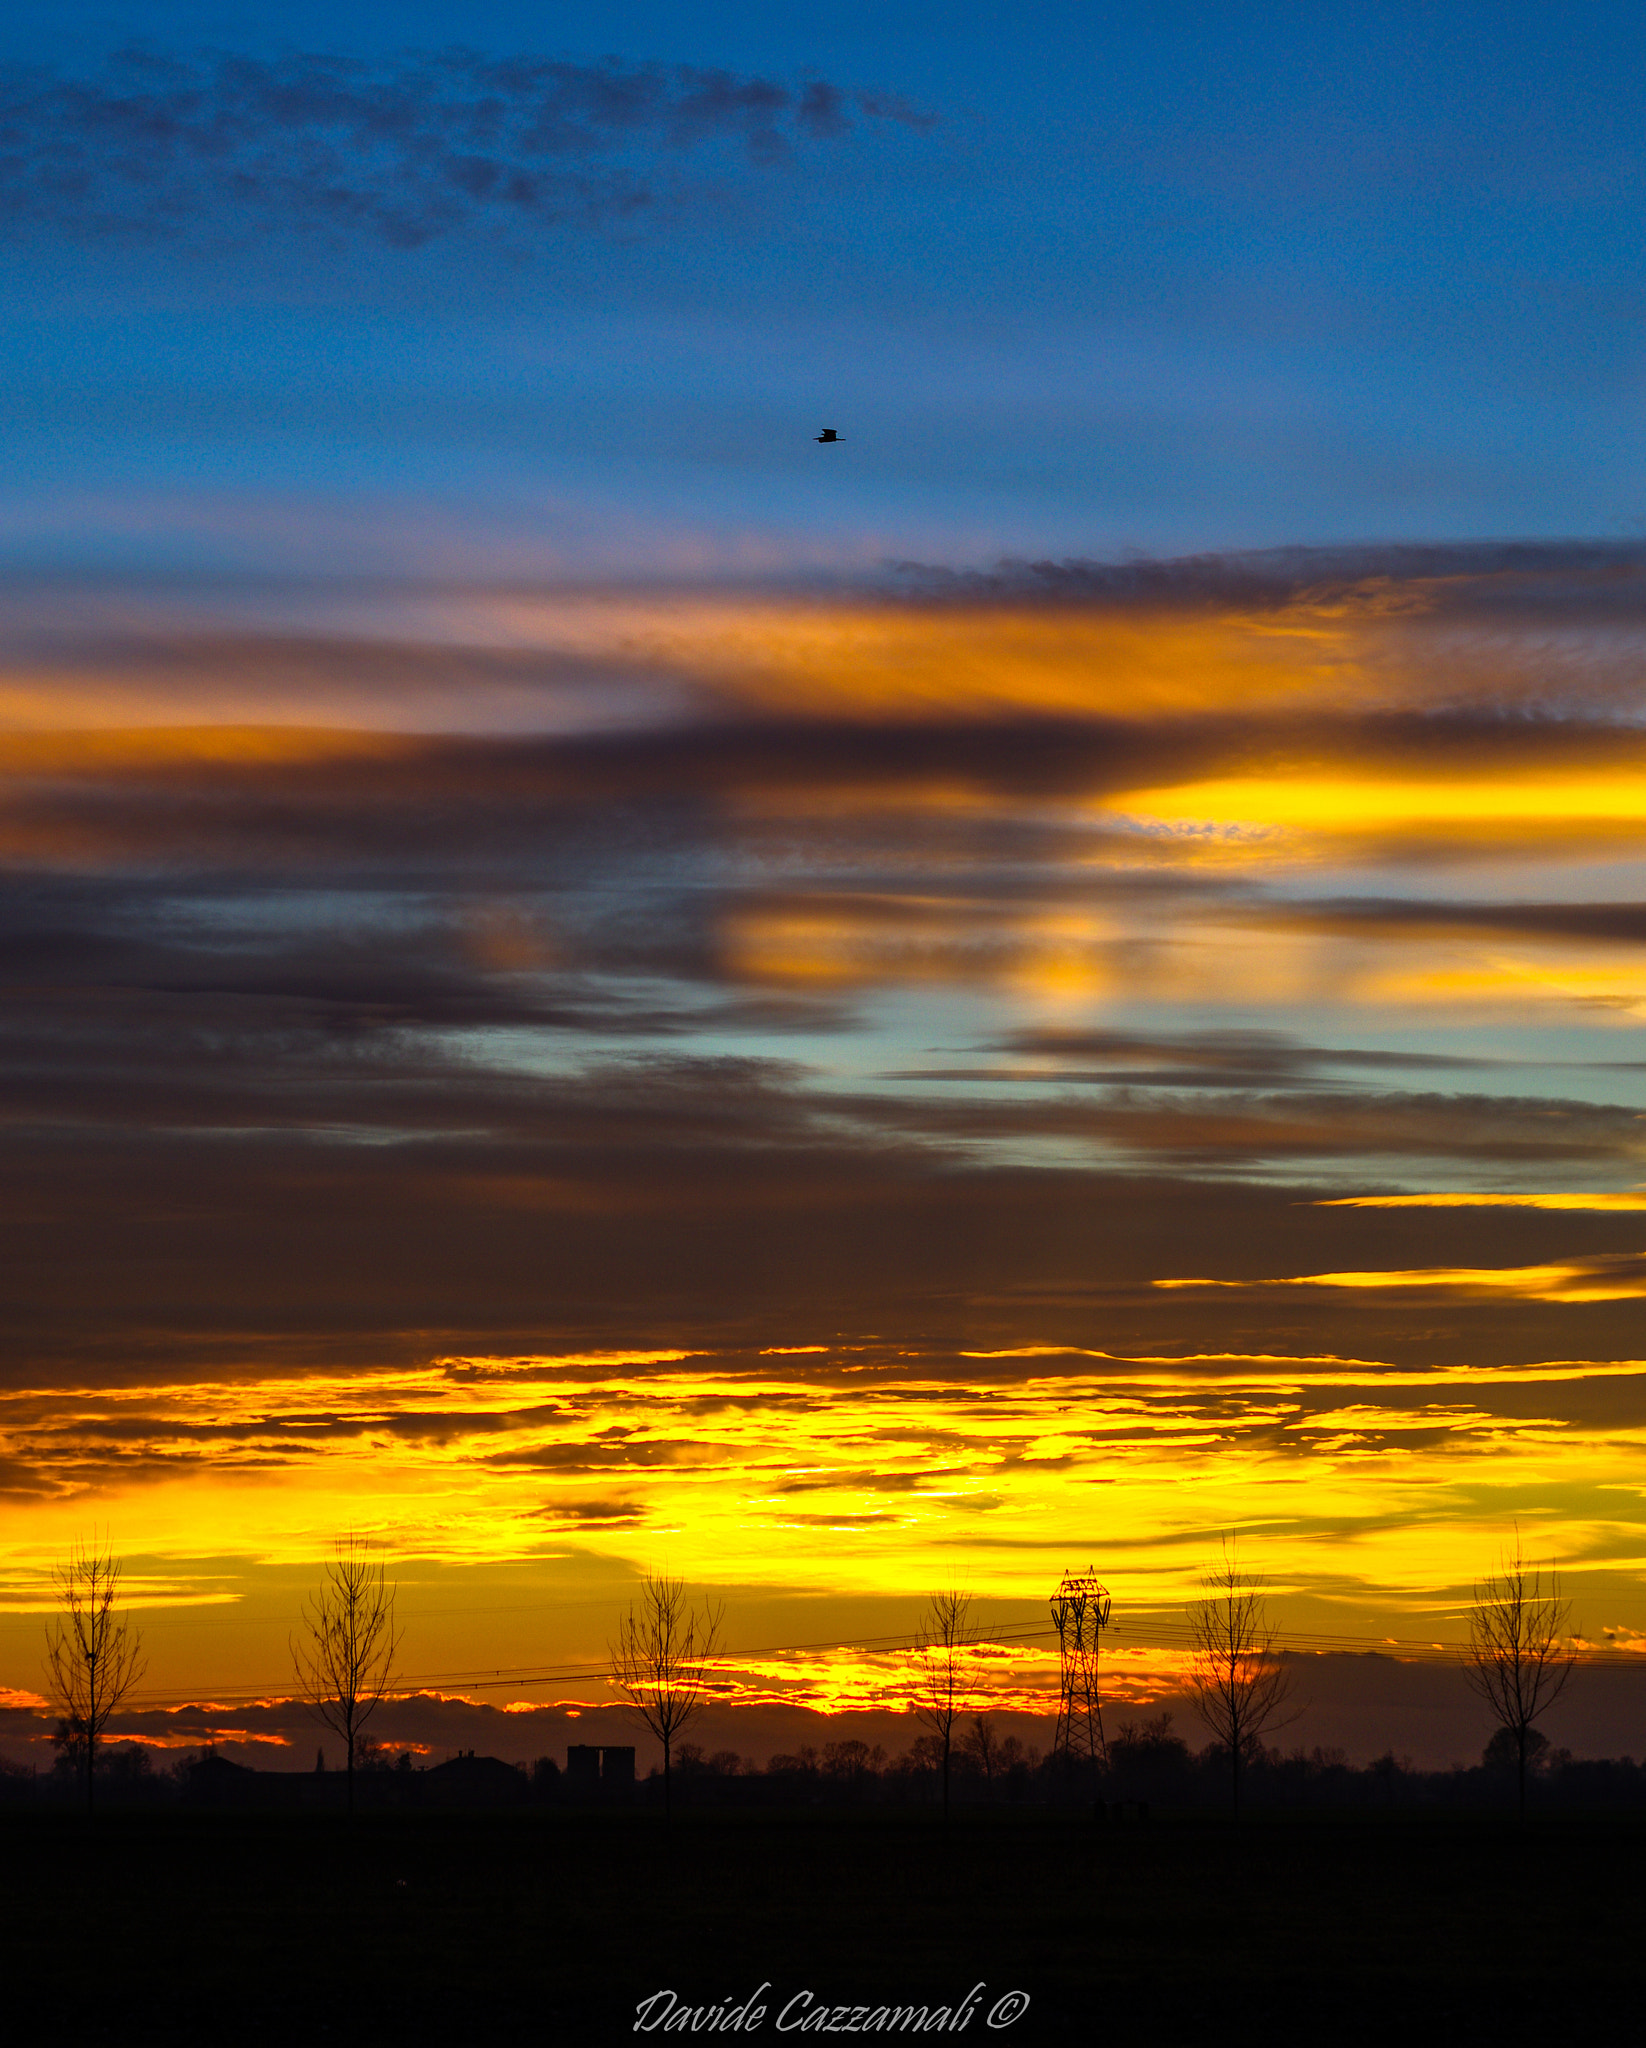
43, 1539, 146, 1814
1186, 1542, 1294, 1816
290, 1535, 402, 1816
963, 1710, 1001, 1796
909, 1589, 975, 1823
608, 1572, 725, 1821
1463, 1536, 1575, 1819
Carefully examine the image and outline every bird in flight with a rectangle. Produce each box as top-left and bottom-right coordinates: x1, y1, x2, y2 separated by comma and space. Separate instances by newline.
815, 428, 843, 443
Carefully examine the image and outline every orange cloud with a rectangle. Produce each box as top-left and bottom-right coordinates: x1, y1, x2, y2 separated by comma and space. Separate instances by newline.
1157, 1256, 1646, 1302
1320, 1193, 1646, 1211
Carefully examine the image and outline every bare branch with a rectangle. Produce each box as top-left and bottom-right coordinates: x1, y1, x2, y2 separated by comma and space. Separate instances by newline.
290, 1533, 402, 1815
42, 1537, 146, 1812
1463, 1533, 1575, 1817
909, 1588, 975, 1821
608, 1572, 725, 1820
1185, 1539, 1294, 1816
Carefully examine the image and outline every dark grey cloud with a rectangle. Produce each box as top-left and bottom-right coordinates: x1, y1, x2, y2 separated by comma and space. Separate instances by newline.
7, 709, 1643, 885
0, 618, 671, 715
892, 540, 1646, 623
0, 871, 859, 1061
536, 1497, 646, 1525
862, 1082, 1646, 1169
6, 1076, 1646, 1385
23, 876, 1638, 1184
0, 47, 929, 246
972, 1027, 1499, 1090
1283, 898, 1646, 949
775, 1468, 971, 1497
483, 1439, 717, 1473
7, 562, 1646, 1391
773, 1510, 901, 1526
17, 1400, 573, 1451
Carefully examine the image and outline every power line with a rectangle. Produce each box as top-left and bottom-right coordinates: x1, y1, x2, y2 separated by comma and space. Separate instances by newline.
102, 1614, 1646, 1714
116, 1622, 1052, 1709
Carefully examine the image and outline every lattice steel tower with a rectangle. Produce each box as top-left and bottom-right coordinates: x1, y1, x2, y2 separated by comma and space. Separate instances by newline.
1050, 1569, 1112, 1771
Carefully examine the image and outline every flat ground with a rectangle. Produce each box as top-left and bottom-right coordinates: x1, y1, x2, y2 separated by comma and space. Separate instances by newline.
4, 1806, 1638, 2045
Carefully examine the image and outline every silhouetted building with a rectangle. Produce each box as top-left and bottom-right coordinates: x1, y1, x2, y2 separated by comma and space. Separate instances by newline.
423, 1750, 527, 1809
184, 1749, 259, 1807
567, 1744, 635, 1797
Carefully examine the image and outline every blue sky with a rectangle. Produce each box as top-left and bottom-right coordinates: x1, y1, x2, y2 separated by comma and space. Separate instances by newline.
6, 2, 1646, 572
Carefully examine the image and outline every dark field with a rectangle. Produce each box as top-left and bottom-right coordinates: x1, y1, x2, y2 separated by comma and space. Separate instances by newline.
6, 1807, 1639, 2045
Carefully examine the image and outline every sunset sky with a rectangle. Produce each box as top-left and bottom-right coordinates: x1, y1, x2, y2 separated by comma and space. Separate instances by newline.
4, 1, 1646, 1768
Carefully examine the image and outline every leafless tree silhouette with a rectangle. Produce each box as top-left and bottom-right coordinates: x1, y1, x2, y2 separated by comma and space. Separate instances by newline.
963, 1710, 1001, 1796
1186, 1541, 1294, 1816
1464, 1536, 1575, 1819
609, 1572, 725, 1821
910, 1589, 975, 1823
290, 1535, 402, 1816
43, 1539, 146, 1814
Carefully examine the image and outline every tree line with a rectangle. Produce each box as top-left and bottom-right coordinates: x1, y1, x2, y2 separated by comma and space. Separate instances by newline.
13, 1712, 1640, 1817
34, 1535, 1580, 1821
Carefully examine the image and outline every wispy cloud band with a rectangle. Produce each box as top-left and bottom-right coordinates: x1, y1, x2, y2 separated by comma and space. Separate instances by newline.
0, 47, 930, 246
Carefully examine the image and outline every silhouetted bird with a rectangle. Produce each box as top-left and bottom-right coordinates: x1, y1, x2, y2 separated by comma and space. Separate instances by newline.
815, 428, 842, 443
